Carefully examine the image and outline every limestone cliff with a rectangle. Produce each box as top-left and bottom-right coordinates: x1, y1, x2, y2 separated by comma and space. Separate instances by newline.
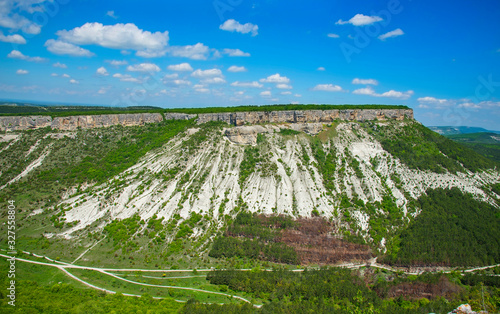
0, 109, 413, 132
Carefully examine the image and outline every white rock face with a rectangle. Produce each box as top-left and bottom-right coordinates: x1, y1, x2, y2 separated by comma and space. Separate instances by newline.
54, 121, 499, 239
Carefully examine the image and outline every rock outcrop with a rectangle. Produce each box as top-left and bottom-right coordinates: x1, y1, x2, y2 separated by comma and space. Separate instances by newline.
0, 113, 163, 132
0, 109, 413, 132
196, 109, 413, 125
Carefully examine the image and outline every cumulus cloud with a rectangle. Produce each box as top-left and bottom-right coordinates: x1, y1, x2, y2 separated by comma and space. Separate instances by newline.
222, 48, 250, 57
106, 60, 128, 66
352, 78, 378, 85
96, 66, 109, 76
0, 0, 48, 35
168, 63, 193, 72
378, 28, 404, 41
7, 50, 47, 62
169, 43, 210, 60
353, 86, 413, 99
417, 96, 448, 104
53, 62, 67, 68
260, 73, 290, 84
113, 73, 141, 83
0, 31, 26, 44
172, 79, 191, 86
312, 84, 343, 92
276, 84, 292, 89
69, 79, 79, 84
127, 63, 160, 72
191, 68, 223, 78
336, 14, 383, 26
62, 74, 70, 78
228, 66, 247, 72
201, 77, 226, 84
260, 90, 271, 97
317, 67, 326, 71
16, 69, 28, 75
45, 39, 94, 57
327, 33, 339, 38
231, 81, 263, 88
56, 22, 169, 52
281, 91, 292, 95
220, 19, 258, 36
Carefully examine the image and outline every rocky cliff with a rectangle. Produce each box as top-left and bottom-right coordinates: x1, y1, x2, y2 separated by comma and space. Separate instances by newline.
0, 113, 163, 132
0, 109, 413, 131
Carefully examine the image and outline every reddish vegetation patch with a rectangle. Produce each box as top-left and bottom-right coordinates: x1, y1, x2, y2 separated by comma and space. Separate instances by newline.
382, 276, 463, 300
280, 218, 373, 265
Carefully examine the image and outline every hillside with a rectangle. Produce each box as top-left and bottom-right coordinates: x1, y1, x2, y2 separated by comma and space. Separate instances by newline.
446, 132, 500, 163
1, 111, 499, 312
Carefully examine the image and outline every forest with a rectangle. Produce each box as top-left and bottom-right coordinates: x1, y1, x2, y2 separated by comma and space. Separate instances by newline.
382, 188, 500, 266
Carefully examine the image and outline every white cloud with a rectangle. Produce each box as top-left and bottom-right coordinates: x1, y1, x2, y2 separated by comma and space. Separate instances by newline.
228, 65, 247, 72
7, 50, 47, 62
353, 86, 413, 99
276, 84, 292, 89
220, 19, 258, 36
169, 43, 209, 60
231, 81, 263, 88
96, 66, 109, 76
69, 79, 79, 84
113, 73, 140, 83
417, 96, 448, 104
281, 91, 292, 95
260, 73, 290, 84
16, 69, 28, 75
191, 68, 223, 78
260, 90, 271, 97
0, 31, 26, 44
53, 62, 67, 68
98, 86, 111, 94
312, 84, 343, 92
336, 14, 383, 26
173, 79, 192, 86
167, 63, 193, 72
378, 28, 404, 41
106, 10, 118, 19
163, 73, 179, 79
327, 33, 339, 38
317, 67, 326, 71
127, 63, 160, 73
51, 73, 58, 77
56, 22, 169, 52
106, 60, 128, 66
136, 49, 166, 58
0, 1, 46, 35
352, 78, 379, 85
295, 94, 302, 97
202, 77, 226, 84
45, 39, 94, 57
194, 85, 210, 93
222, 48, 250, 57
62, 74, 70, 78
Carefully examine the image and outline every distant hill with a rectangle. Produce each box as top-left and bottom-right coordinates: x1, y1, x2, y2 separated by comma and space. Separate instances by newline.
429, 126, 500, 135
445, 132, 500, 163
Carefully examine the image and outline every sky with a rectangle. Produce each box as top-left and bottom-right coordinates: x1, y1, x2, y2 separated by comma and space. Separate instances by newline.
0, 0, 499, 130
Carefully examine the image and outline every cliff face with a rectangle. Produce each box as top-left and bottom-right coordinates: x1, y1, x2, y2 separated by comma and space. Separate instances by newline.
196, 109, 413, 125
0, 113, 163, 132
0, 109, 413, 132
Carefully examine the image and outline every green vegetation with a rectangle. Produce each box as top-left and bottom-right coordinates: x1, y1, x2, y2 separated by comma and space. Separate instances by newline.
209, 213, 299, 264
445, 132, 500, 163
383, 188, 500, 266
183, 268, 500, 313
372, 122, 497, 173
239, 145, 277, 185
104, 214, 143, 248
278, 128, 300, 136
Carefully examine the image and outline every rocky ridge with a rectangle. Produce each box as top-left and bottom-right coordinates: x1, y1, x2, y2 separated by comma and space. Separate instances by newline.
0, 109, 413, 131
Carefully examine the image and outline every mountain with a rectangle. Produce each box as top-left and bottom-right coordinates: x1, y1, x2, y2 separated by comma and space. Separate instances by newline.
0, 107, 499, 312
445, 132, 500, 163
429, 125, 500, 135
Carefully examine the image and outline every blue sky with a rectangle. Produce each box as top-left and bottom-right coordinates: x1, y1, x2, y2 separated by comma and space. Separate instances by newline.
0, 0, 499, 129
